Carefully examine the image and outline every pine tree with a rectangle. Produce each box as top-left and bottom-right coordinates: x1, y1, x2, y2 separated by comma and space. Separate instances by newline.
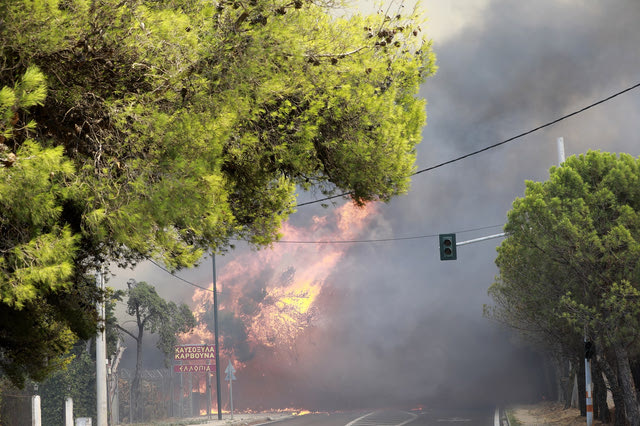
0, 0, 435, 385
489, 151, 640, 425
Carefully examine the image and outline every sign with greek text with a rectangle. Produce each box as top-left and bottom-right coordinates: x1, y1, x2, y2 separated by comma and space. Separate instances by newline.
173, 344, 215, 361
173, 364, 215, 373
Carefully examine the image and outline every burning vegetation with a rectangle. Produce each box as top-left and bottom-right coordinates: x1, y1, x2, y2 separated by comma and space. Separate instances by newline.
177, 203, 379, 412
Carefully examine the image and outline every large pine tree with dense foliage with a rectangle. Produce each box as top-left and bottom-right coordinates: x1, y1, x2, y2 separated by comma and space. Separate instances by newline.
0, 0, 435, 385
488, 151, 640, 425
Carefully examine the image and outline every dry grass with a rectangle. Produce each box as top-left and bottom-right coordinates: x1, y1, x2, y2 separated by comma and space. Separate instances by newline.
510, 402, 609, 425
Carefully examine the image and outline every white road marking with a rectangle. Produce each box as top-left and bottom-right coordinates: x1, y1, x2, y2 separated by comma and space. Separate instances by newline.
346, 412, 376, 426
346, 410, 418, 426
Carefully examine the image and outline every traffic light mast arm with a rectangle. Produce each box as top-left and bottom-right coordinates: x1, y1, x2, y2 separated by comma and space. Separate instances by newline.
455, 232, 506, 247
439, 232, 506, 261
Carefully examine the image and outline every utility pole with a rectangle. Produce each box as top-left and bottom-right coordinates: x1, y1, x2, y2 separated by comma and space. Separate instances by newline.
557, 136, 593, 426
213, 255, 222, 420
585, 338, 594, 426
96, 269, 108, 426
557, 136, 565, 167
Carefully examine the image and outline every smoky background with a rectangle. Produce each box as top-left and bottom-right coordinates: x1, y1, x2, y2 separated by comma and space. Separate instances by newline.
110, 0, 640, 411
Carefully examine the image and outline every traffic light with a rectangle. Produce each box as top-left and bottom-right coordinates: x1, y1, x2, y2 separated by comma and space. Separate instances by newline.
585, 341, 595, 360
439, 233, 457, 261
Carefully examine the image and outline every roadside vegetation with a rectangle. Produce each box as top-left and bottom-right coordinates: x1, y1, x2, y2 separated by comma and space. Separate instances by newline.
487, 151, 640, 425
0, 0, 435, 422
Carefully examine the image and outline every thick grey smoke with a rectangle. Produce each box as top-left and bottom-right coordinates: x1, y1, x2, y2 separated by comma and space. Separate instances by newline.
112, 0, 640, 411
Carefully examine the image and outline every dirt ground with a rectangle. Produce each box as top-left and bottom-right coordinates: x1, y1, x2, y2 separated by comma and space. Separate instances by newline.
511, 402, 609, 425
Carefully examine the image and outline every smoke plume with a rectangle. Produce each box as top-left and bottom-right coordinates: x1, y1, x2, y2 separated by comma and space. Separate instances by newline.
112, 0, 640, 411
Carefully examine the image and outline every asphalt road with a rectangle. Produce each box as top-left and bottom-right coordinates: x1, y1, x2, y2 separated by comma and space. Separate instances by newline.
262, 407, 496, 426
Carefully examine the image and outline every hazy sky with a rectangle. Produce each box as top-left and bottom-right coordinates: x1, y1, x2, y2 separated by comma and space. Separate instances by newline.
111, 0, 640, 410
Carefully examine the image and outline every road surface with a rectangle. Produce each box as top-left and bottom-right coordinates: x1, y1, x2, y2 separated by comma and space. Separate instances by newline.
258, 407, 496, 426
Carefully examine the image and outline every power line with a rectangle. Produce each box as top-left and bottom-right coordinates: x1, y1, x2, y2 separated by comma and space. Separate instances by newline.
413, 81, 640, 175
296, 81, 640, 208
271, 223, 504, 244
145, 223, 504, 291
141, 81, 640, 292
147, 258, 214, 293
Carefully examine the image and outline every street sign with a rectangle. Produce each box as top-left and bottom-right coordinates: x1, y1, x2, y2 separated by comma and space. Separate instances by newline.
173, 344, 215, 361
225, 360, 236, 381
173, 364, 215, 373
225, 360, 236, 420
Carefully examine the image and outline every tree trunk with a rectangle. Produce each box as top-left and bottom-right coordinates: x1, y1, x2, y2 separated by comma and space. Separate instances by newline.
614, 343, 640, 426
551, 357, 565, 404
600, 354, 626, 426
593, 359, 611, 423
578, 359, 586, 416
543, 354, 558, 401
552, 356, 573, 408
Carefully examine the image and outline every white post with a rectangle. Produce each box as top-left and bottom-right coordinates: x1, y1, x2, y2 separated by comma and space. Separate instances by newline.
96, 270, 108, 426
31, 394, 41, 426
65, 397, 74, 426
586, 357, 593, 425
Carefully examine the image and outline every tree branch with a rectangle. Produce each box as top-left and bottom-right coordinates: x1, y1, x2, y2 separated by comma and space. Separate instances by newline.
305, 46, 368, 59
116, 324, 138, 342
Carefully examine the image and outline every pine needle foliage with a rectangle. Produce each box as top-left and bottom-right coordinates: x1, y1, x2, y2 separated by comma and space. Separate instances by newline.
0, 0, 435, 385
488, 151, 640, 422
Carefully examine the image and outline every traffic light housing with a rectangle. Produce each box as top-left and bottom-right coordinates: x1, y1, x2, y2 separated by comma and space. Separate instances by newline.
439, 233, 457, 261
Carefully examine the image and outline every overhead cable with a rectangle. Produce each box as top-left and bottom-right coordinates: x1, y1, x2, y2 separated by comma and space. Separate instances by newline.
271, 223, 504, 244
296, 81, 640, 208
146, 223, 504, 290
148, 258, 214, 293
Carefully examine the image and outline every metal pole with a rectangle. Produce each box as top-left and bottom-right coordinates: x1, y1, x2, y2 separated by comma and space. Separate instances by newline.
170, 366, 174, 418
213, 254, 223, 420
229, 377, 234, 420
189, 372, 193, 417
456, 233, 506, 247
95, 270, 108, 426
585, 354, 593, 425
207, 369, 212, 419
207, 368, 211, 418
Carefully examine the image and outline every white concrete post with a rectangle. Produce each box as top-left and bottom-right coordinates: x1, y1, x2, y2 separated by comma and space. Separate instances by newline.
31, 394, 41, 426
65, 397, 74, 426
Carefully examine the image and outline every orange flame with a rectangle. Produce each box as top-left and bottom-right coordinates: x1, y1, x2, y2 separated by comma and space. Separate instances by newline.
181, 203, 378, 410
188, 203, 376, 342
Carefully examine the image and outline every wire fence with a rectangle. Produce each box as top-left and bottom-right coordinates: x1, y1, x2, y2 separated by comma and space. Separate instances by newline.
117, 368, 213, 424
1, 391, 32, 426
0, 369, 213, 425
